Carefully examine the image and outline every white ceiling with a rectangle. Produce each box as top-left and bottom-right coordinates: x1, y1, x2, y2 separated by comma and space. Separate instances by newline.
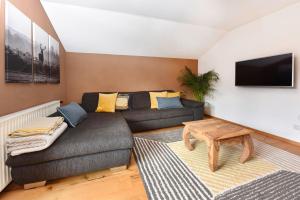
41, 0, 300, 58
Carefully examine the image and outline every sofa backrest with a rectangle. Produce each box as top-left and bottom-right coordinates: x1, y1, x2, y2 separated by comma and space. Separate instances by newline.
129, 91, 150, 110
81, 90, 173, 112
81, 92, 99, 112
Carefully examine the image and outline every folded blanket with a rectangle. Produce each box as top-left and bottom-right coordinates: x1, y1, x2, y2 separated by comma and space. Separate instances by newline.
7, 141, 46, 151
9, 117, 64, 137
7, 122, 68, 156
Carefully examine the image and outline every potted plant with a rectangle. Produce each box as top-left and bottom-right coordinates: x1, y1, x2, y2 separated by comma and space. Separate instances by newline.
178, 66, 219, 102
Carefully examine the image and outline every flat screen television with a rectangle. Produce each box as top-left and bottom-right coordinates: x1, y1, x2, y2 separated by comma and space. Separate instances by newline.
235, 53, 294, 87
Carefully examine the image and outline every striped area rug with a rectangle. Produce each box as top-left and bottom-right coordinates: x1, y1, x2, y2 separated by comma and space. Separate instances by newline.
167, 140, 279, 195
134, 129, 300, 199
133, 137, 213, 200
251, 140, 300, 173
135, 127, 300, 173
215, 170, 300, 200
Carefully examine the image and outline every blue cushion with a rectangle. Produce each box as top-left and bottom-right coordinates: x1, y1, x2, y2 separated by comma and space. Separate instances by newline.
157, 97, 184, 110
57, 102, 87, 127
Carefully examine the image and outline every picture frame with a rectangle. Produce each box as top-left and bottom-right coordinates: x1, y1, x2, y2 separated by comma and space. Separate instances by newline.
48, 36, 60, 84
5, 1, 33, 83
33, 23, 49, 83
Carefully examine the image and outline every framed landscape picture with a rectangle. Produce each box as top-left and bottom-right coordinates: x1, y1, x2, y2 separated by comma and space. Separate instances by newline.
48, 36, 60, 83
5, 1, 32, 83
33, 23, 49, 83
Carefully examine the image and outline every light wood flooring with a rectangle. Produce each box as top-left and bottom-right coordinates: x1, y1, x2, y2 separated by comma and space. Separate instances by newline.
0, 124, 299, 200
0, 156, 148, 200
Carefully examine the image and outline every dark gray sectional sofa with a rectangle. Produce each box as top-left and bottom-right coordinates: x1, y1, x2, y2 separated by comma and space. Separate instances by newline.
6, 91, 204, 185
81, 91, 204, 132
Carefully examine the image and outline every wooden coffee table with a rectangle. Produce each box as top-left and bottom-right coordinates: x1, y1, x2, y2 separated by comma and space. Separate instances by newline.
183, 119, 254, 172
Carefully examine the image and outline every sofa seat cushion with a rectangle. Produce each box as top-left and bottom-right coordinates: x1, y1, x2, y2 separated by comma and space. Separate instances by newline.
159, 108, 193, 119
121, 109, 160, 122
6, 113, 133, 168
121, 108, 194, 123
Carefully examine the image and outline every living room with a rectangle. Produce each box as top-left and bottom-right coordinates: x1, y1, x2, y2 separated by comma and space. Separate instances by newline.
0, 0, 299, 200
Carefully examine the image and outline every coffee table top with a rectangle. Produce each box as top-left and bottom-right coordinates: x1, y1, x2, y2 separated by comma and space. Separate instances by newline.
183, 119, 254, 140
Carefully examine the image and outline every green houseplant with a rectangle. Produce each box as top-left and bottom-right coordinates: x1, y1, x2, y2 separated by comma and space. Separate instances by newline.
178, 67, 219, 102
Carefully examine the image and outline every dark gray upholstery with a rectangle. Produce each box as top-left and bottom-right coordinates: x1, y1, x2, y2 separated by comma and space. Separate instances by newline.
159, 108, 194, 119
6, 91, 204, 185
128, 116, 194, 132
181, 98, 204, 120
122, 109, 159, 122
81, 93, 99, 112
11, 149, 131, 185
121, 95, 203, 132
181, 98, 204, 108
128, 91, 151, 110
81, 91, 171, 112
122, 108, 193, 122
7, 112, 132, 167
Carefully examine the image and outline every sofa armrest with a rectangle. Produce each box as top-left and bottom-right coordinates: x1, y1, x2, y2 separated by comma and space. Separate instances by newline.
181, 98, 204, 120
181, 98, 204, 108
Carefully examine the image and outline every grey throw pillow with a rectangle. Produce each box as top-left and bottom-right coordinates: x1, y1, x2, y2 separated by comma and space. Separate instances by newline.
57, 102, 87, 127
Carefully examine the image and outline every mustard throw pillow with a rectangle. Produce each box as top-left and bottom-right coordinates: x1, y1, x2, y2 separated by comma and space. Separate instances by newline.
149, 91, 167, 109
95, 93, 118, 113
167, 92, 180, 98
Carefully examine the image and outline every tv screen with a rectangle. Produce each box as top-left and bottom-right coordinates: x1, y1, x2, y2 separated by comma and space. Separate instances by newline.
235, 53, 294, 87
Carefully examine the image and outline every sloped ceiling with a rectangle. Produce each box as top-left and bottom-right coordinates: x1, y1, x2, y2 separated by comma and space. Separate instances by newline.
41, 0, 300, 58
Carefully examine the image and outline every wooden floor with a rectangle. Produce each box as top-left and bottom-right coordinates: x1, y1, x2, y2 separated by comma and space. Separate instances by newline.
250, 131, 300, 155
1, 124, 299, 200
0, 156, 148, 200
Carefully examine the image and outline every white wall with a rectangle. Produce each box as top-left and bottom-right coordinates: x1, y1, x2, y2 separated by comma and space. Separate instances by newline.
199, 2, 300, 142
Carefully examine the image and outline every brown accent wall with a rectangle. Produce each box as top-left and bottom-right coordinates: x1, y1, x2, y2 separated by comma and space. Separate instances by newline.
0, 0, 197, 115
65, 53, 197, 103
0, 0, 66, 116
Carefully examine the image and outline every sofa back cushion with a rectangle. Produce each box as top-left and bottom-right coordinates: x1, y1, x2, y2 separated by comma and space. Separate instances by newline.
82, 93, 99, 112
129, 90, 175, 110
129, 91, 151, 110
82, 90, 174, 112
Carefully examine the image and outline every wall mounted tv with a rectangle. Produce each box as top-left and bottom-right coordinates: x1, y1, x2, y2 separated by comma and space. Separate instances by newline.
235, 53, 294, 87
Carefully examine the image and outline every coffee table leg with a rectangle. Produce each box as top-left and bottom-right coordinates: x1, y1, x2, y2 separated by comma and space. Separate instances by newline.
208, 140, 219, 172
183, 126, 194, 151
240, 135, 254, 163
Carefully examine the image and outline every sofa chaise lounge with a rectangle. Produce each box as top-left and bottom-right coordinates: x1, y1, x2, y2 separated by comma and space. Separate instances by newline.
6, 91, 204, 186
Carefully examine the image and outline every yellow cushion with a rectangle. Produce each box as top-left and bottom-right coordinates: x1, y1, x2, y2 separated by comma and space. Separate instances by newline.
149, 91, 167, 109
167, 92, 181, 98
95, 93, 118, 113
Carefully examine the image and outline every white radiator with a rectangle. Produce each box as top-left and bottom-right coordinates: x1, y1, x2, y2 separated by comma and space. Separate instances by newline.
0, 100, 60, 191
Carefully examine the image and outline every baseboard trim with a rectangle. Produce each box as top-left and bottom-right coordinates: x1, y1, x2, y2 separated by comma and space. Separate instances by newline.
206, 115, 300, 147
